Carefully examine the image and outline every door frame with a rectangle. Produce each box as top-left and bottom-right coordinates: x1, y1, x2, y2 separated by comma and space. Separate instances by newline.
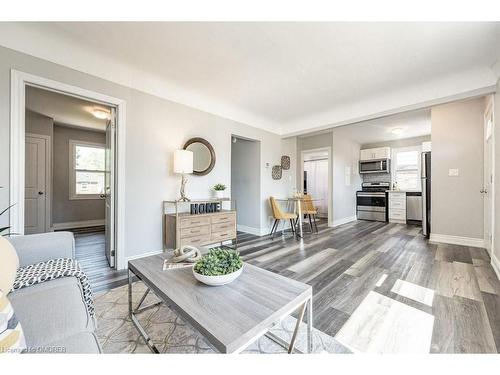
300, 147, 333, 227
10, 70, 128, 269
483, 95, 495, 256
25, 133, 52, 233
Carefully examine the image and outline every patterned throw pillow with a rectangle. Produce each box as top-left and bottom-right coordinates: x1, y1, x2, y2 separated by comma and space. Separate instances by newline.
0, 290, 26, 354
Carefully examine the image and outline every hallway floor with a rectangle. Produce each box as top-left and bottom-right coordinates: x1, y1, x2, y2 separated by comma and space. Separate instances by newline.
74, 230, 128, 293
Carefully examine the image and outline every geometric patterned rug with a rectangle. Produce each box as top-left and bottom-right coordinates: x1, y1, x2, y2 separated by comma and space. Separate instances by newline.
94, 282, 351, 354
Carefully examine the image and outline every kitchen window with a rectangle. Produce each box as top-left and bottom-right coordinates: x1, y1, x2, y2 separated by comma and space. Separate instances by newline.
392, 146, 421, 191
69, 140, 106, 200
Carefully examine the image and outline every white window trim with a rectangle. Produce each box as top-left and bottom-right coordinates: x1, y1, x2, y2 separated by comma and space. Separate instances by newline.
391, 145, 422, 192
69, 139, 106, 200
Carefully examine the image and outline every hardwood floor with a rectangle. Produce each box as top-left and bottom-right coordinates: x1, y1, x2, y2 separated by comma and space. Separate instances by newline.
74, 230, 128, 293
238, 219, 500, 353
78, 219, 500, 353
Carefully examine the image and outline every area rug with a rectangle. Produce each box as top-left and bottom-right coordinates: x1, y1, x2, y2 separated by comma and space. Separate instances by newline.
94, 282, 351, 354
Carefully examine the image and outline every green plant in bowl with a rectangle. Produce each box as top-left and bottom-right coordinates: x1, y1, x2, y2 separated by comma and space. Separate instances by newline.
193, 248, 243, 286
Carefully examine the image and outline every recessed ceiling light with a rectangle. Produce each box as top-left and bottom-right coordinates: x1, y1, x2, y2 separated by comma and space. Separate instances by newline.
391, 127, 403, 135
91, 108, 110, 120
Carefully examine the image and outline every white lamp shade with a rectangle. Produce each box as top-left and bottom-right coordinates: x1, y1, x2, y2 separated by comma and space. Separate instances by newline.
173, 149, 193, 174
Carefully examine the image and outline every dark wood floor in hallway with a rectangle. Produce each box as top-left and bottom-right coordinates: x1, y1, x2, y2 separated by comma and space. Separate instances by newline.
238, 219, 500, 353
74, 231, 127, 293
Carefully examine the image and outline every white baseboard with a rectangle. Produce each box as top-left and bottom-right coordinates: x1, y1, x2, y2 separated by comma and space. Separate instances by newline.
491, 255, 500, 281
237, 224, 265, 236
127, 249, 163, 264
429, 233, 485, 248
332, 216, 357, 228
52, 219, 105, 230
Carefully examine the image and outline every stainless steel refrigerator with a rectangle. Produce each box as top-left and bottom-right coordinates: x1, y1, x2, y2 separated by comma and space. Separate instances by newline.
421, 152, 431, 237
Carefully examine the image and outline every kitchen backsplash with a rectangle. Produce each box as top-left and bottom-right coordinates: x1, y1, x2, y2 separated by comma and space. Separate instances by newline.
362, 173, 391, 184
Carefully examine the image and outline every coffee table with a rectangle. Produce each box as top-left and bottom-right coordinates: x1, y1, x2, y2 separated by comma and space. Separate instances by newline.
128, 253, 313, 353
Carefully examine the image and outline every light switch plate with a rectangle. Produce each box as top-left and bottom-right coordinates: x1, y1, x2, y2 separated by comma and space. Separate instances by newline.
448, 168, 459, 177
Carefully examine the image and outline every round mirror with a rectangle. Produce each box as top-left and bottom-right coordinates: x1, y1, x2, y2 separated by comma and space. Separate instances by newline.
183, 138, 216, 176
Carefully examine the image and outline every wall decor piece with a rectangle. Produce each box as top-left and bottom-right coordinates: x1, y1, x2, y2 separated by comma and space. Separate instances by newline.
183, 137, 216, 176
281, 155, 290, 170
272, 165, 282, 180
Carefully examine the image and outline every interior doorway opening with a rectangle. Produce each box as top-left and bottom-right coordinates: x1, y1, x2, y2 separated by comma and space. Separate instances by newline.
230, 135, 261, 235
23, 85, 117, 277
10, 70, 126, 291
302, 150, 329, 219
300, 148, 331, 224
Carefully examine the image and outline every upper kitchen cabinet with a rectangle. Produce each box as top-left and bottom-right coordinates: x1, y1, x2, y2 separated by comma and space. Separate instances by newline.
360, 147, 391, 161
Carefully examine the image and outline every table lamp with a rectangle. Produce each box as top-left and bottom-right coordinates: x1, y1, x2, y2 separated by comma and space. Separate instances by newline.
173, 149, 193, 201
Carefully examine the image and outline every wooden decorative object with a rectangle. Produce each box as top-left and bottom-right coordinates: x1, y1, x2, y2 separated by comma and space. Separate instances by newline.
272, 165, 282, 180
281, 155, 290, 170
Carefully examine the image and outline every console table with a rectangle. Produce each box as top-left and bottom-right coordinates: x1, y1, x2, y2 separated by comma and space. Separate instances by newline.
163, 199, 237, 250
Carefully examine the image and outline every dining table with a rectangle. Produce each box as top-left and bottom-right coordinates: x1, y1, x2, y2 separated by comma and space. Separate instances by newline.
275, 197, 322, 238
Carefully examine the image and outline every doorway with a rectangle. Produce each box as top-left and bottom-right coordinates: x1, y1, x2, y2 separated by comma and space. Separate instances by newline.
23, 85, 117, 272
483, 95, 495, 255
10, 70, 126, 273
301, 148, 332, 222
230, 136, 261, 235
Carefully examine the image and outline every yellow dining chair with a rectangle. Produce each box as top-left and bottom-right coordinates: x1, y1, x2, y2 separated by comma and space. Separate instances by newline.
269, 197, 298, 239
298, 194, 319, 233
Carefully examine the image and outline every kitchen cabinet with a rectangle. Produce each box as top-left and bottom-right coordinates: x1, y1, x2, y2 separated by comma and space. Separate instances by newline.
388, 191, 406, 224
360, 147, 391, 161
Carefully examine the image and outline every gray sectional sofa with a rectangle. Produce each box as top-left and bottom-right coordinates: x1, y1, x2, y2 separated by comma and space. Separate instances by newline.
8, 232, 101, 354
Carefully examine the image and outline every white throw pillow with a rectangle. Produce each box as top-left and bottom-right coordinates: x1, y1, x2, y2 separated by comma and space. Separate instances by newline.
0, 290, 27, 354
0, 237, 19, 293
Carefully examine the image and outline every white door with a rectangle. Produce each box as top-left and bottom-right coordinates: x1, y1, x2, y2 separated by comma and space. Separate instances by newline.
25, 135, 47, 234
105, 108, 116, 267
483, 98, 494, 255
304, 158, 329, 217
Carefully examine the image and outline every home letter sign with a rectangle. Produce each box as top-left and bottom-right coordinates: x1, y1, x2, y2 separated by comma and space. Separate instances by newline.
190, 202, 221, 215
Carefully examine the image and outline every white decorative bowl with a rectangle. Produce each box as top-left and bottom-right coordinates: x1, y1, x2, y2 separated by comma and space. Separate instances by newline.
193, 265, 243, 286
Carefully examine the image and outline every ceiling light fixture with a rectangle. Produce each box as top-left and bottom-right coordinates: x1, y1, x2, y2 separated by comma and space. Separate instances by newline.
91, 108, 110, 120
391, 127, 403, 135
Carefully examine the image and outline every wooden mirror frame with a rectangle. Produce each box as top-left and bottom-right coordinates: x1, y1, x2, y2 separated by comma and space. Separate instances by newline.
183, 137, 216, 176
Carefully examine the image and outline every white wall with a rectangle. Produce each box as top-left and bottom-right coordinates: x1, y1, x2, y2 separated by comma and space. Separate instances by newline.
0, 46, 290, 260
362, 135, 431, 150
431, 98, 485, 241
331, 128, 362, 225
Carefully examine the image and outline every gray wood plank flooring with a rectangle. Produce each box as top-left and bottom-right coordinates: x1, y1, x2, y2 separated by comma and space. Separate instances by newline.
78, 220, 500, 353
238, 219, 500, 353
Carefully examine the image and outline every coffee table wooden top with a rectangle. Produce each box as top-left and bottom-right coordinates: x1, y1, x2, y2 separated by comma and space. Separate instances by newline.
128, 253, 312, 353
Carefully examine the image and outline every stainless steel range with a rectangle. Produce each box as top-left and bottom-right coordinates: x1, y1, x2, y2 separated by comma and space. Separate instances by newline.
356, 182, 390, 222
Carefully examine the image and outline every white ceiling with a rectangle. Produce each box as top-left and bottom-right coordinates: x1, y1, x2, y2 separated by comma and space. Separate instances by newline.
332, 109, 431, 145
26, 86, 110, 131
2, 22, 499, 135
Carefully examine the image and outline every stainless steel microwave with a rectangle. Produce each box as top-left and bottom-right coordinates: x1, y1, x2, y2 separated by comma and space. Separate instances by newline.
359, 159, 390, 174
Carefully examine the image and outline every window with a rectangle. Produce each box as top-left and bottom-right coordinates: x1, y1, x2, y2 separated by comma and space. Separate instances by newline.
70, 140, 106, 199
392, 146, 421, 191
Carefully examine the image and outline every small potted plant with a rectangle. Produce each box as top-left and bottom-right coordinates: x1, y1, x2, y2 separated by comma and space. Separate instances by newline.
193, 248, 243, 286
213, 183, 227, 199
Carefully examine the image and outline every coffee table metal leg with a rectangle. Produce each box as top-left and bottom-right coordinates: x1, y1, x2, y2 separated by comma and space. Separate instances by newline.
128, 269, 160, 353
264, 298, 312, 354
307, 297, 313, 353
287, 301, 306, 353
